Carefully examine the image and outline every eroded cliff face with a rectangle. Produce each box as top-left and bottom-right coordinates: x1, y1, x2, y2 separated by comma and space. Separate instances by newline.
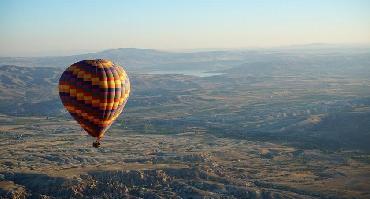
1, 168, 311, 199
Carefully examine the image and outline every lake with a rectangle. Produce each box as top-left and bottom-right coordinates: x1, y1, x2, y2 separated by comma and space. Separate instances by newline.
143, 70, 225, 77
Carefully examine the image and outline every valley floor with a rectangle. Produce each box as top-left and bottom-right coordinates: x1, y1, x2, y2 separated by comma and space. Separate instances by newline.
1, 116, 369, 198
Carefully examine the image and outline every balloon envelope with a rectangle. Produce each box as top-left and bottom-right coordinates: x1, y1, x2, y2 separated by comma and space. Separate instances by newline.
59, 59, 130, 139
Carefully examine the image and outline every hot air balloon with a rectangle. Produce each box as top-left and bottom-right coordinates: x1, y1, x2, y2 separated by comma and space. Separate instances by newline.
58, 59, 130, 148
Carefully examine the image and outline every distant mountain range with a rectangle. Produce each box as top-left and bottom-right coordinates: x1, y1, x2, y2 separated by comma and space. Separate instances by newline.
1, 45, 369, 73
0, 48, 252, 71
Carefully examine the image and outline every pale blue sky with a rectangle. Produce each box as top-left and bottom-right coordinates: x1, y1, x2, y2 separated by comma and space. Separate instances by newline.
0, 0, 369, 56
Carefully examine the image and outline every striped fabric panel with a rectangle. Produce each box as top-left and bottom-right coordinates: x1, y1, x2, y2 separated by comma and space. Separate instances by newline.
59, 59, 130, 138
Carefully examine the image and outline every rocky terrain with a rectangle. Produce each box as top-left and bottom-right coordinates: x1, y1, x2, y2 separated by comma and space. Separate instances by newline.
1, 116, 369, 198
0, 47, 370, 198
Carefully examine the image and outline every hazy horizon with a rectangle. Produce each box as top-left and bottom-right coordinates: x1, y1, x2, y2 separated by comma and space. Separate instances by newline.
0, 43, 370, 58
1, 0, 370, 57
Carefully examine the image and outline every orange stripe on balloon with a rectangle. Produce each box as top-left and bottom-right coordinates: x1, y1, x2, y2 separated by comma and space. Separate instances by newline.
59, 83, 125, 106
64, 105, 115, 127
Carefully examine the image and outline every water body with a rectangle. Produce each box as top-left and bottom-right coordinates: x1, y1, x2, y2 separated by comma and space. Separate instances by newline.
144, 70, 225, 77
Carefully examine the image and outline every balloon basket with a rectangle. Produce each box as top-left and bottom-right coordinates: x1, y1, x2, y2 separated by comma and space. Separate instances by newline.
92, 140, 101, 148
